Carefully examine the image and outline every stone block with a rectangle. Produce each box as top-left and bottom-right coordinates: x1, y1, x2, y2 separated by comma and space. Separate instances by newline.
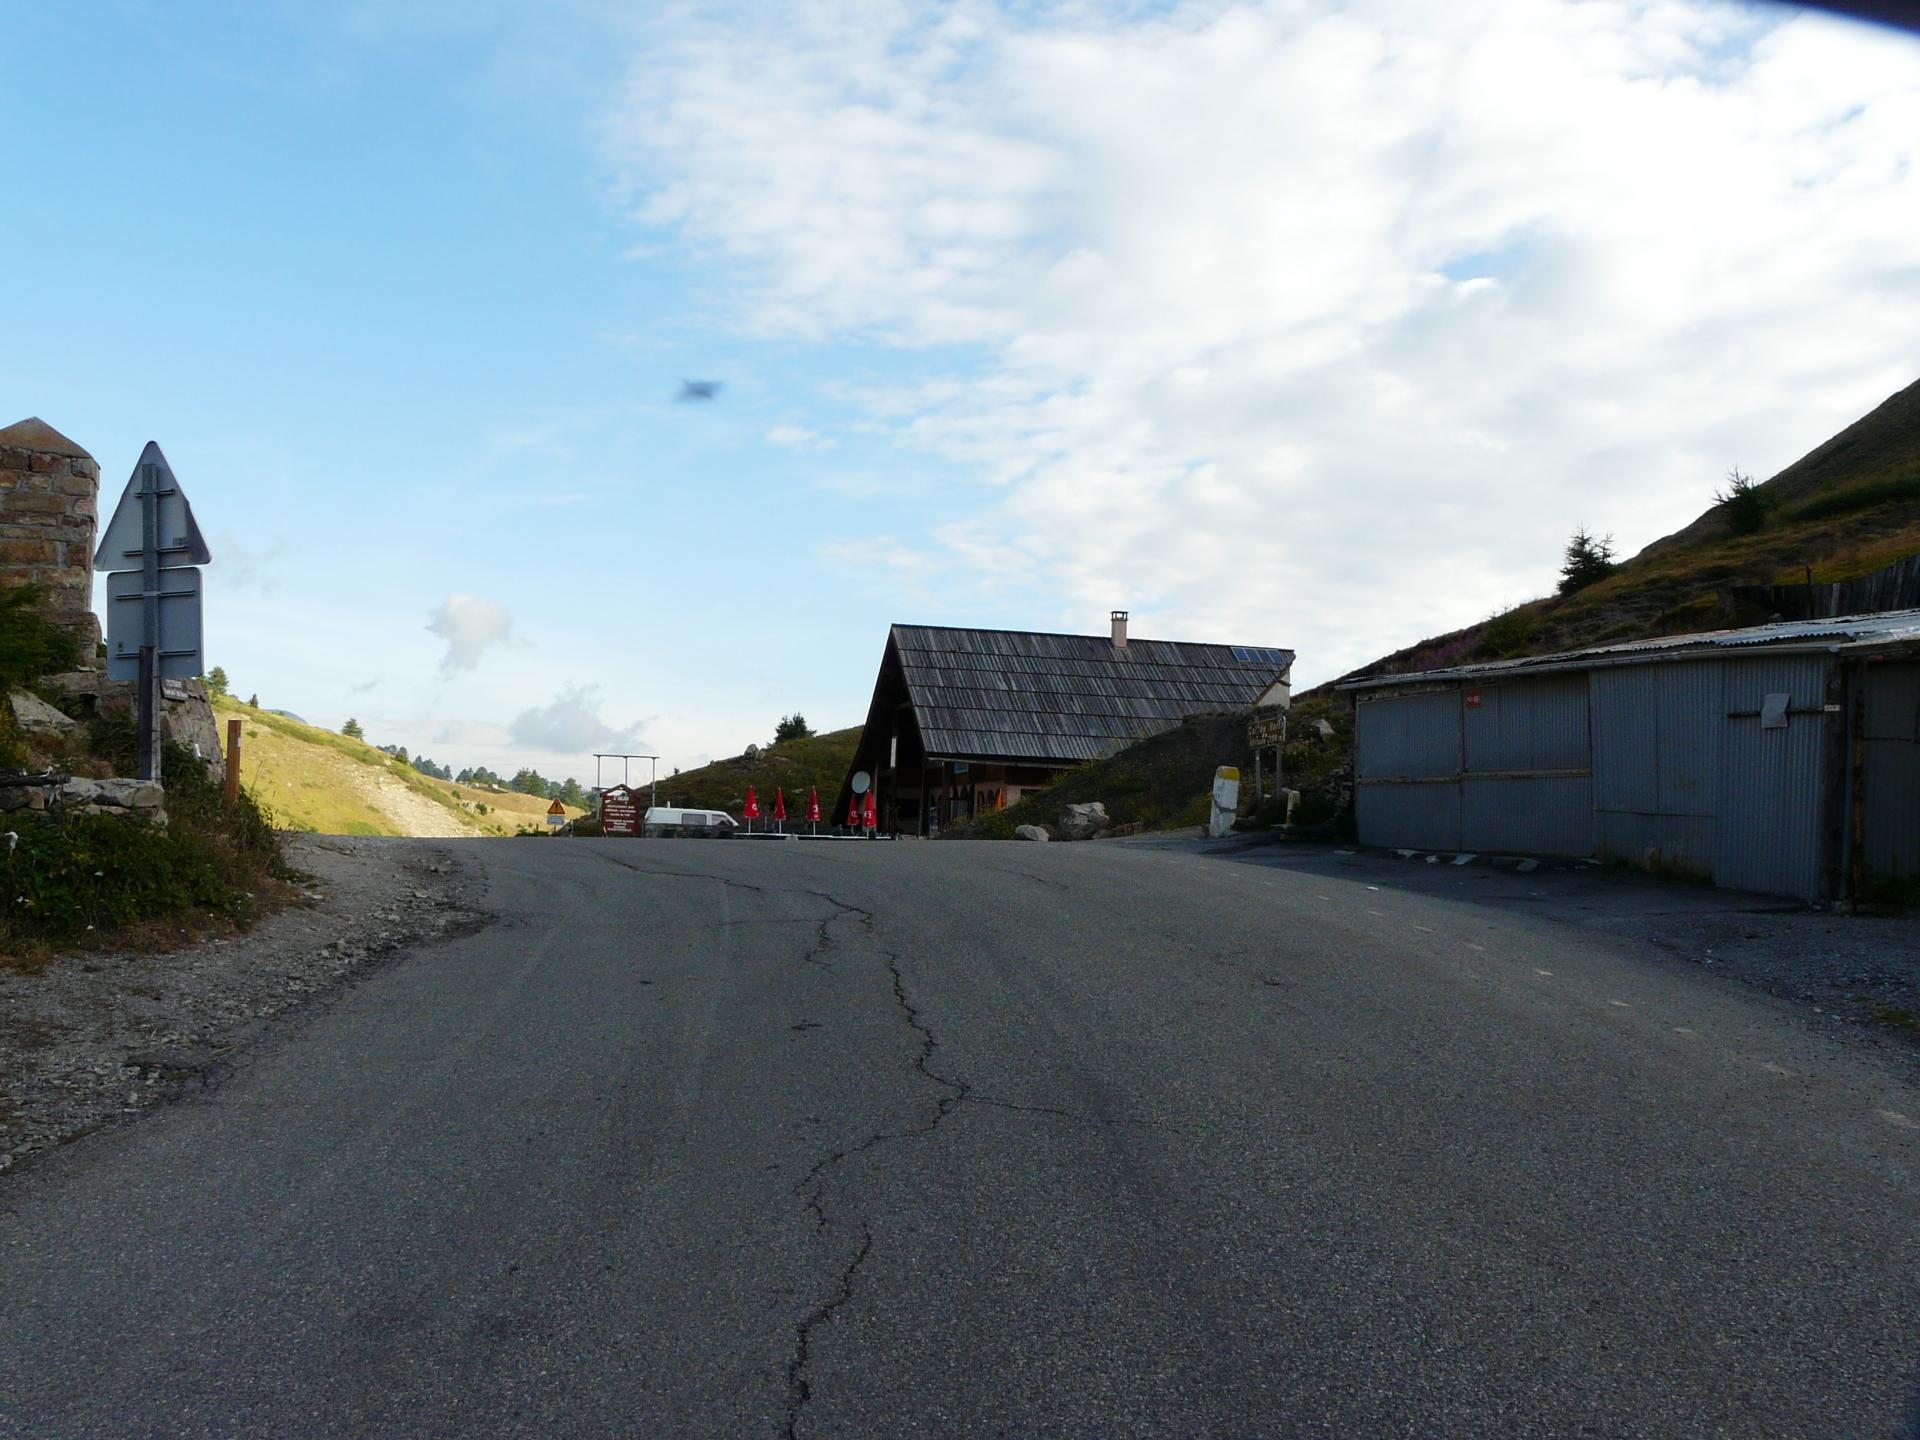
3, 492, 73, 517
0, 537, 56, 565
27, 453, 68, 474
0, 448, 29, 469
51, 471, 97, 497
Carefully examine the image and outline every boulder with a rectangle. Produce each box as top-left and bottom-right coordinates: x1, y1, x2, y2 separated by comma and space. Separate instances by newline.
9, 690, 77, 737
1058, 801, 1110, 840
1013, 824, 1050, 842
1312, 718, 1336, 741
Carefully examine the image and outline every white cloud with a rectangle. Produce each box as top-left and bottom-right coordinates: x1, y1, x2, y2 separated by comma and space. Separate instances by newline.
509, 685, 648, 754
608, 0, 1920, 682
766, 423, 836, 452
427, 593, 515, 674
211, 535, 289, 596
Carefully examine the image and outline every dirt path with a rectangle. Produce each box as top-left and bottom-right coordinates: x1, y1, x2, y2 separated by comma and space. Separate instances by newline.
356, 769, 478, 838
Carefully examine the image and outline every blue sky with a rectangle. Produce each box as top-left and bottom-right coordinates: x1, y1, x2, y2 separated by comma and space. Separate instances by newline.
5, 1, 1918, 780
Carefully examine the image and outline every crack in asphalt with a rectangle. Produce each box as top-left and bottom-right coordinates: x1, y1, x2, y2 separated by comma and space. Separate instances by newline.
575, 844, 1155, 1432
783, 1223, 872, 1440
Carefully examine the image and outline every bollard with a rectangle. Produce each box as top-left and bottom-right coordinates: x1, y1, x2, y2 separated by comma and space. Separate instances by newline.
225, 718, 242, 807
1209, 766, 1240, 839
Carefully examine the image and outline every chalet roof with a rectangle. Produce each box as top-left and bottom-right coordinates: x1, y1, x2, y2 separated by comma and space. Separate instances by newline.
0, 417, 92, 460
891, 623, 1293, 764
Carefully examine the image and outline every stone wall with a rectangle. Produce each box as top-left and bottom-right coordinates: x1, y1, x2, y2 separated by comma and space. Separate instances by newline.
0, 417, 101, 663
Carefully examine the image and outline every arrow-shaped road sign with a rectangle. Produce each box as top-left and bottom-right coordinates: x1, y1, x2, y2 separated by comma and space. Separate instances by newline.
94, 441, 211, 572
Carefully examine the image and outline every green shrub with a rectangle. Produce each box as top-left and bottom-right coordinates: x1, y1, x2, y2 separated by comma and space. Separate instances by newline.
1, 741, 286, 949
0, 582, 77, 691
1476, 606, 1539, 659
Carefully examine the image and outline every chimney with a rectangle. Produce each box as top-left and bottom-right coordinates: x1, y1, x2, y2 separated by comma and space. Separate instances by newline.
1110, 610, 1129, 649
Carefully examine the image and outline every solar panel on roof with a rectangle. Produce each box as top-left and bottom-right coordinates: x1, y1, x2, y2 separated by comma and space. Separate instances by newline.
1232, 646, 1291, 666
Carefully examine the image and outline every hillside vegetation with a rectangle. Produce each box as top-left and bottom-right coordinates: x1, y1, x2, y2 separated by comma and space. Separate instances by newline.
942, 714, 1254, 840
1341, 376, 1920, 684
619, 726, 861, 819
216, 701, 583, 837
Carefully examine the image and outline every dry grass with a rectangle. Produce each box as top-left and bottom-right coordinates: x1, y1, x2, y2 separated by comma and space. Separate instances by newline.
214, 701, 582, 838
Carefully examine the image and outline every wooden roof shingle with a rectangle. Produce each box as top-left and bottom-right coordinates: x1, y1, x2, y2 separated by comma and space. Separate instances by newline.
891, 623, 1292, 764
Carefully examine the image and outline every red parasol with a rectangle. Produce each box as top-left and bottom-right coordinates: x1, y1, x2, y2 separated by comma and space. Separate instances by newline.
862, 791, 877, 831
806, 787, 822, 823
744, 786, 761, 820
772, 788, 788, 822
847, 794, 860, 827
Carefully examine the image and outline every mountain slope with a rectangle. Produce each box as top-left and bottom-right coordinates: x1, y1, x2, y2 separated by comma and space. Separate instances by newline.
216, 701, 583, 837
1338, 376, 1920, 685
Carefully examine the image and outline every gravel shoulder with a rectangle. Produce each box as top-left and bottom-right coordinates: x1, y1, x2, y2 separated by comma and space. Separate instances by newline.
0, 835, 491, 1176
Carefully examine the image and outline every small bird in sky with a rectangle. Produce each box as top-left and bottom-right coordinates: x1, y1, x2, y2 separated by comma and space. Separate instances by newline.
677, 379, 723, 402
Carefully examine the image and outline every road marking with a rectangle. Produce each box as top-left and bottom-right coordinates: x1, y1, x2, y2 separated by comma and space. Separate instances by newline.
1878, 1110, 1918, 1131
1365, 885, 1381, 892
1674, 1026, 1698, 1036
1413, 925, 1436, 934
1609, 999, 1631, 1008
1464, 943, 1486, 953
1366, 909, 1384, 916
1534, 969, 1553, 977
1758, 1062, 1790, 1076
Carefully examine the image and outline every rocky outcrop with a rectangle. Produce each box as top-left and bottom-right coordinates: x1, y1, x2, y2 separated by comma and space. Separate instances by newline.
8, 691, 78, 737
44, 672, 225, 783
1058, 801, 1110, 840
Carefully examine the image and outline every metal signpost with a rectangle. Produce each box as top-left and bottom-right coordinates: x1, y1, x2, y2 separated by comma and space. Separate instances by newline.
94, 443, 211, 783
594, 752, 659, 809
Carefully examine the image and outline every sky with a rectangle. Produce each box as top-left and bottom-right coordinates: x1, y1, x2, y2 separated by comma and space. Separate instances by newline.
4, 0, 1917, 783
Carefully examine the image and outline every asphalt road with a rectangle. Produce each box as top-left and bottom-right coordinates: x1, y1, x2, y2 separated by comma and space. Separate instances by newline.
4, 837, 1918, 1438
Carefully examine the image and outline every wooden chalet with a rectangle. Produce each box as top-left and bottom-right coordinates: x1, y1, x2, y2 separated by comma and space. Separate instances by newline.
838, 612, 1294, 834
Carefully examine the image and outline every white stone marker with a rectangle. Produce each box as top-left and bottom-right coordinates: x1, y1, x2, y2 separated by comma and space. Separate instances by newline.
1209, 766, 1240, 839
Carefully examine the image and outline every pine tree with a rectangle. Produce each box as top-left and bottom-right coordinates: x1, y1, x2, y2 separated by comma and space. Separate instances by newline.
1714, 467, 1769, 535
342, 717, 364, 740
203, 666, 230, 698
1558, 527, 1617, 595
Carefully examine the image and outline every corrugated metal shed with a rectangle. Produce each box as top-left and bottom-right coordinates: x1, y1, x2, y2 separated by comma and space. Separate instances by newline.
1341, 608, 1920, 902
1863, 663, 1920, 881
891, 625, 1293, 763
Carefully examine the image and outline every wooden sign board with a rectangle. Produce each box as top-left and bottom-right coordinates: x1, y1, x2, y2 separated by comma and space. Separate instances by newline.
600, 784, 640, 837
1247, 709, 1288, 748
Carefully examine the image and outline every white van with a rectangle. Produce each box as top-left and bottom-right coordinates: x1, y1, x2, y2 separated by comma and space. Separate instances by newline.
643, 806, 739, 838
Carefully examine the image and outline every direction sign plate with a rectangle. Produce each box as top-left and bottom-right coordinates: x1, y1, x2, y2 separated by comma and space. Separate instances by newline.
95, 441, 212, 573
105, 567, 204, 681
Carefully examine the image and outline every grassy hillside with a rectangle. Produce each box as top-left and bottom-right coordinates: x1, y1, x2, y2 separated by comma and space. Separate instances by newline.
942, 713, 1253, 840
630, 726, 861, 818
1340, 376, 1920, 685
216, 701, 583, 837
